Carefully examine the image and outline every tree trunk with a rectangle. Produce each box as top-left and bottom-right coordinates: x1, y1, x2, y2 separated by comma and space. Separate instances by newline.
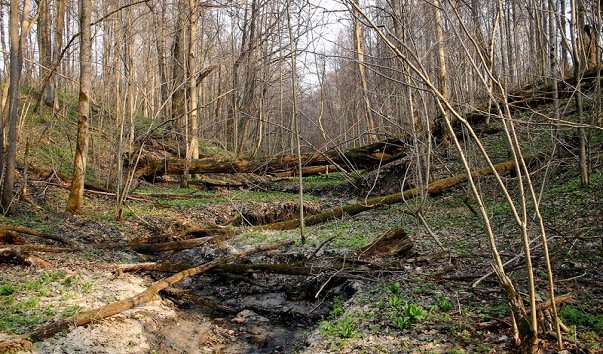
570, 0, 590, 186
1, 0, 32, 213
37, 0, 54, 107
65, 0, 92, 214
352, 0, 376, 142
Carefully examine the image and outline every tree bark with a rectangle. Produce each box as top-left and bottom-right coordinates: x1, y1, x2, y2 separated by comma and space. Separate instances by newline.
1, 0, 31, 213
37, 0, 54, 107
66, 0, 92, 214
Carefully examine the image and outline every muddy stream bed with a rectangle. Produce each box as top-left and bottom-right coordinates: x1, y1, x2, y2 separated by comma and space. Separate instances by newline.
154, 245, 359, 353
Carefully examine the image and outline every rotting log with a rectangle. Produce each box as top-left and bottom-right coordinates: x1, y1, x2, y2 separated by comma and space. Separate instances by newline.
447, 65, 603, 127
0, 230, 26, 245
118, 230, 413, 275
0, 240, 292, 348
0, 248, 52, 268
135, 137, 408, 179
3, 229, 235, 255
160, 288, 238, 314
255, 158, 522, 232
117, 261, 330, 275
352, 228, 413, 260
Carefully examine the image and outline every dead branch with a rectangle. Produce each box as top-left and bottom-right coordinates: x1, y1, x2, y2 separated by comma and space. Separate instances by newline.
0, 224, 81, 248
536, 293, 573, 311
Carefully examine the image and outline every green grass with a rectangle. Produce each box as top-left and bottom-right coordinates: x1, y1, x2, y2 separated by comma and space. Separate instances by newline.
0, 271, 95, 334
0, 271, 66, 333
559, 305, 603, 332
301, 172, 350, 187
548, 168, 603, 196
135, 187, 320, 205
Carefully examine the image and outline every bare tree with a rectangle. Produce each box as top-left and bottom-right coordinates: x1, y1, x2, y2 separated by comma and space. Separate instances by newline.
65, 0, 92, 214
2, 0, 34, 213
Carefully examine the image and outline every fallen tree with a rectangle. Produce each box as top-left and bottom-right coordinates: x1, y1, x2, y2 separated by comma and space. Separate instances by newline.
135, 137, 408, 179
0, 240, 292, 350
0, 248, 52, 268
255, 158, 522, 231
4, 158, 525, 260
117, 229, 413, 274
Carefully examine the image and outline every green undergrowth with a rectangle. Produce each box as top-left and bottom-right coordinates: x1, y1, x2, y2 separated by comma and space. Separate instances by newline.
0, 271, 92, 334
232, 205, 404, 251
317, 281, 454, 351
134, 188, 320, 207
271, 172, 354, 192
559, 305, 603, 349
547, 168, 603, 196
559, 305, 603, 332
17, 89, 107, 186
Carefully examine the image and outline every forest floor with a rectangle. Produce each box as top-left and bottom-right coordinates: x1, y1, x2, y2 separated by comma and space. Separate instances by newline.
0, 150, 602, 353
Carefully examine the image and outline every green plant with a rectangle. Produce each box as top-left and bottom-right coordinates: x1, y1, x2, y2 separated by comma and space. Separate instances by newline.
329, 297, 345, 318
320, 317, 357, 339
0, 284, 16, 296
394, 314, 412, 331
445, 348, 465, 354
559, 305, 603, 331
389, 294, 402, 308
390, 302, 426, 332
387, 282, 401, 295
454, 240, 471, 254
337, 317, 356, 338
403, 303, 426, 322
435, 293, 452, 312
61, 305, 84, 318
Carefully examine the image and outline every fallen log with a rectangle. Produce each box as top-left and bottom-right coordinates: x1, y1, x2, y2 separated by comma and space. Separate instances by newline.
0, 240, 292, 348
160, 288, 238, 314
272, 165, 341, 178
135, 137, 408, 178
117, 261, 330, 275
0, 248, 52, 268
255, 158, 521, 231
119, 229, 414, 274
0, 230, 26, 245
352, 228, 413, 261
3, 229, 235, 255
452, 65, 603, 126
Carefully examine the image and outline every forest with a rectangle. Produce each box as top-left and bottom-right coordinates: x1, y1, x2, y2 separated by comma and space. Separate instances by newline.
0, 0, 602, 353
